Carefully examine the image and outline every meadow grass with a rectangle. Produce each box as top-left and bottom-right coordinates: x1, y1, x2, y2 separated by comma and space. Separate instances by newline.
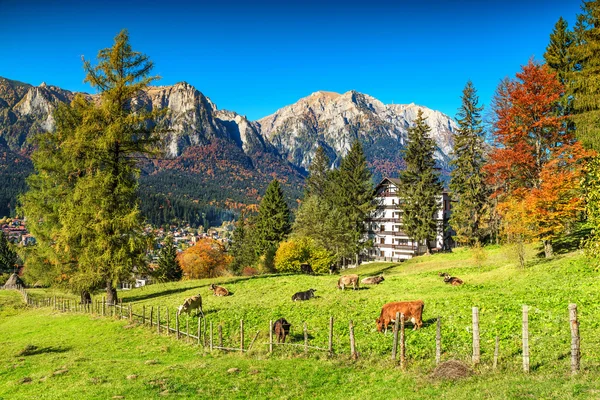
2, 241, 600, 398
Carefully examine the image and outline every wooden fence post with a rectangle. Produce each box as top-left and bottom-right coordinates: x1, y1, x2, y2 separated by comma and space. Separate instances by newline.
120, 299, 123, 319
150, 306, 153, 328
472, 307, 480, 364
522, 305, 530, 373
210, 321, 213, 351
328, 316, 334, 356
186, 319, 189, 342
102, 297, 106, 316
142, 305, 146, 325
392, 312, 400, 360
493, 336, 499, 370
436, 316, 441, 365
349, 320, 357, 360
218, 324, 223, 347
304, 322, 308, 354
269, 320, 273, 354
196, 316, 201, 344
176, 312, 180, 339
240, 319, 244, 352
569, 303, 580, 375
400, 313, 405, 370
166, 308, 170, 335
157, 307, 161, 334
248, 331, 260, 352
129, 304, 132, 322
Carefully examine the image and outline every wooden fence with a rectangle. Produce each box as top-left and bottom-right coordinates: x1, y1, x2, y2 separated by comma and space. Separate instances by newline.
9, 285, 583, 374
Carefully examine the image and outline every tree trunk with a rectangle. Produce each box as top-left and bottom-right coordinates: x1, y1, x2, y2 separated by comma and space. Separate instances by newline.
543, 240, 553, 258
80, 291, 92, 305
106, 281, 118, 305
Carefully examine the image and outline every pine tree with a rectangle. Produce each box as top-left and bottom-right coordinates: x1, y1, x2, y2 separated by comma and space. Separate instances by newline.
0, 231, 18, 273
449, 81, 489, 246
20, 30, 162, 304
154, 235, 181, 282
255, 179, 291, 257
332, 140, 375, 262
545, 17, 574, 87
399, 110, 443, 254
229, 212, 258, 274
305, 146, 331, 198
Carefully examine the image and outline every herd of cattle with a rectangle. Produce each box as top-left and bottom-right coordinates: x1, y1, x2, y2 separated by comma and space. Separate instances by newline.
175, 269, 465, 341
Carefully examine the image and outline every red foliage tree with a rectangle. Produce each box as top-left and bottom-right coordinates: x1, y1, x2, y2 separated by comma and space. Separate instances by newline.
485, 61, 591, 257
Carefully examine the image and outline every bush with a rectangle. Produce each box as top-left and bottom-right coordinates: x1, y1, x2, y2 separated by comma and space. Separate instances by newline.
274, 237, 335, 274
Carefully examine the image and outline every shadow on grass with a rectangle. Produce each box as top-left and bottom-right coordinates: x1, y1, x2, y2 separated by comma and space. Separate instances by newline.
16, 345, 71, 357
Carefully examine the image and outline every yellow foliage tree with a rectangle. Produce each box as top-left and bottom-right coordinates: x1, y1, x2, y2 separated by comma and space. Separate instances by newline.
177, 238, 231, 279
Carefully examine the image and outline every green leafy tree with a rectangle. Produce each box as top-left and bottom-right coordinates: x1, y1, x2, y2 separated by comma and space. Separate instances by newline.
20, 30, 162, 304
398, 110, 443, 254
330, 141, 375, 263
255, 179, 291, 258
0, 231, 18, 273
449, 81, 489, 245
153, 235, 182, 282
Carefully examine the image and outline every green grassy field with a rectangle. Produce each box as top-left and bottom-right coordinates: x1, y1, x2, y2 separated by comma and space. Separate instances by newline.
2, 242, 600, 399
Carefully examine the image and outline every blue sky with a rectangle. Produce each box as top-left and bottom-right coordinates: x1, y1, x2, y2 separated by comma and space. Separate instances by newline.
0, 0, 582, 121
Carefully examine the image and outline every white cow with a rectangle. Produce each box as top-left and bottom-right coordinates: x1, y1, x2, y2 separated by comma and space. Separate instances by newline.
177, 294, 204, 317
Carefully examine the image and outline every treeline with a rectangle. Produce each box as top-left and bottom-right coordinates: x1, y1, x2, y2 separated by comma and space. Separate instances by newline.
0, 148, 32, 217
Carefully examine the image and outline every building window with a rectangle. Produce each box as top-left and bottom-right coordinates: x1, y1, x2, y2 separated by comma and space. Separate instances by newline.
380, 225, 385, 232
380, 237, 385, 244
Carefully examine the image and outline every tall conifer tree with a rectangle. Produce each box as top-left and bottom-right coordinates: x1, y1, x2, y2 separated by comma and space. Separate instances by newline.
154, 235, 181, 282
567, 1, 600, 261
255, 179, 291, 255
305, 146, 331, 198
399, 110, 443, 254
449, 81, 488, 245
20, 30, 162, 304
329, 141, 375, 263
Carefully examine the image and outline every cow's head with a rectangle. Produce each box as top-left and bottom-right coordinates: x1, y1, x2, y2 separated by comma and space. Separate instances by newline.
376, 317, 383, 332
443, 275, 452, 283
378, 276, 385, 282
177, 305, 184, 315
309, 289, 316, 297
209, 284, 215, 290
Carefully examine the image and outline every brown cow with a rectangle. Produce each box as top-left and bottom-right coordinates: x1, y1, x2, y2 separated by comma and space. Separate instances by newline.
439, 272, 464, 286
177, 294, 204, 317
337, 274, 359, 290
361, 275, 385, 285
273, 318, 291, 343
376, 300, 424, 333
209, 283, 230, 296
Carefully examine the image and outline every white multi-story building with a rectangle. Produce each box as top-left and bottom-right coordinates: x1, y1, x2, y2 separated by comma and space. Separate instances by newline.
365, 177, 453, 261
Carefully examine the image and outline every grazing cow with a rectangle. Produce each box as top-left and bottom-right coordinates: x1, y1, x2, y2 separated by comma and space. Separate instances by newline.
273, 318, 292, 343
292, 288, 316, 301
337, 274, 359, 290
361, 275, 385, 285
177, 294, 204, 317
376, 300, 425, 333
439, 272, 464, 286
209, 283, 230, 296
329, 264, 338, 275
300, 263, 314, 275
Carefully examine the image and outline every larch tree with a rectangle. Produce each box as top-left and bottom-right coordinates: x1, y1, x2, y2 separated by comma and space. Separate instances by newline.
449, 81, 489, 246
398, 110, 443, 254
255, 179, 291, 257
568, 0, 600, 262
20, 30, 163, 304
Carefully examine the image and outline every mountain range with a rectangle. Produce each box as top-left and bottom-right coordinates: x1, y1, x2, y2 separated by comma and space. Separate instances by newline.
0, 76, 458, 226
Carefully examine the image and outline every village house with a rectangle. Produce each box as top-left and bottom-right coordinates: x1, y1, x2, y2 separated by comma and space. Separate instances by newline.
365, 177, 453, 261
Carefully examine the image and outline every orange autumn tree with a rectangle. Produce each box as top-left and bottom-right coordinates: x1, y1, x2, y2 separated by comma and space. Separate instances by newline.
486, 60, 589, 258
177, 238, 232, 279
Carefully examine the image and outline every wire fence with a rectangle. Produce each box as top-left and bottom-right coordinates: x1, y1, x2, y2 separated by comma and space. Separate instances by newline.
5, 285, 585, 374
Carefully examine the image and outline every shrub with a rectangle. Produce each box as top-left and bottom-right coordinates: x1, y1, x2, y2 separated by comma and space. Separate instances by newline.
274, 237, 335, 274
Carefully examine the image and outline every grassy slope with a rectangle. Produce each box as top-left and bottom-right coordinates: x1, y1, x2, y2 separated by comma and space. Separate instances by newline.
2, 243, 600, 399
